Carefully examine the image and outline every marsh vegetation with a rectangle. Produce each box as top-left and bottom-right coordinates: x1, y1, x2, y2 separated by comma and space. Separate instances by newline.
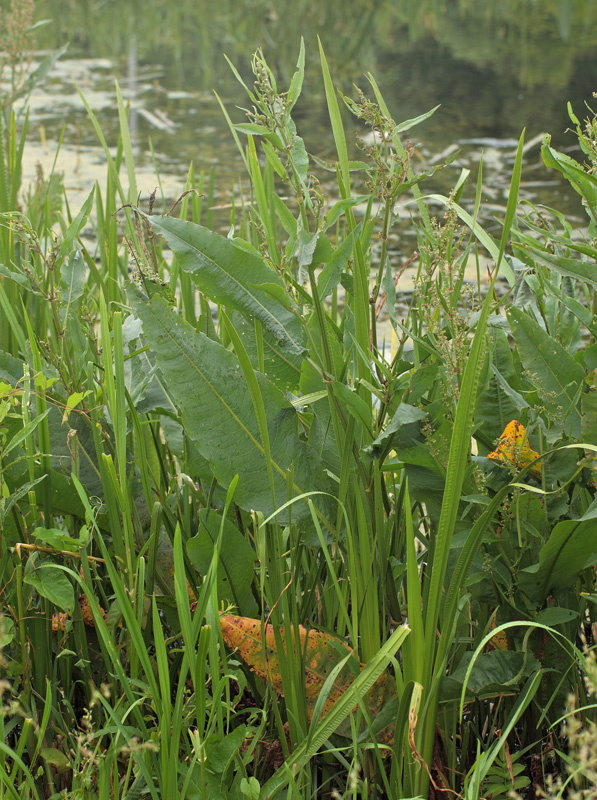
3, 3, 597, 799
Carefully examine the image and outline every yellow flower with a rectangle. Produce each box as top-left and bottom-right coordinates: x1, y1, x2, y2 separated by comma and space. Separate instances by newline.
487, 420, 542, 479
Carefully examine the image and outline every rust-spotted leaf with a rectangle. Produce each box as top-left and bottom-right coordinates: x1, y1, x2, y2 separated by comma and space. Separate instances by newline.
220, 615, 398, 743
487, 420, 542, 478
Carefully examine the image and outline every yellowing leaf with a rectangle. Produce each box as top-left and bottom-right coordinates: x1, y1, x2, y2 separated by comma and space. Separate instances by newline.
487, 420, 542, 478
220, 615, 397, 743
487, 617, 509, 652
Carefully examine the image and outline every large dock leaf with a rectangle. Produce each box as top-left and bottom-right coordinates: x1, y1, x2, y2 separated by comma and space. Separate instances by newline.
131, 289, 329, 524
148, 216, 306, 357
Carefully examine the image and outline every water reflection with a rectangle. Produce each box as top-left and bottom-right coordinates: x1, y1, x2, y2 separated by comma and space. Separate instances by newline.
36, 0, 596, 101
18, 0, 597, 217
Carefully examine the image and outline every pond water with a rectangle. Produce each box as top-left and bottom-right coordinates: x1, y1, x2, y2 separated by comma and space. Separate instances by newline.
10, 0, 597, 243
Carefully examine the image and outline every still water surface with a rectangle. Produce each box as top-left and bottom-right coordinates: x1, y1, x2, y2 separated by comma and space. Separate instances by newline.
17, 0, 597, 237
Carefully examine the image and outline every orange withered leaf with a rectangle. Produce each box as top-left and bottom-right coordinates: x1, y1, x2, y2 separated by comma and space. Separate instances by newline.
52, 612, 68, 632
487, 420, 542, 479
52, 594, 107, 632
78, 594, 107, 627
220, 615, 398, 743
486, 617, 509, 652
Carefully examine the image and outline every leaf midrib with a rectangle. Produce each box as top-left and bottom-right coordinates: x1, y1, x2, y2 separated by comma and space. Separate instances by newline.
153, 218, 305, 354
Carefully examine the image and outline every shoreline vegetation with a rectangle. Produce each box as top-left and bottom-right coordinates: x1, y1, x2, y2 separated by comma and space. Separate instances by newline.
3, 16, 597, 800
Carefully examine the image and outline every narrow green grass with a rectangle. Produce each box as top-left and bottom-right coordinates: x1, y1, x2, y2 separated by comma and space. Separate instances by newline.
1, 39, 597, 800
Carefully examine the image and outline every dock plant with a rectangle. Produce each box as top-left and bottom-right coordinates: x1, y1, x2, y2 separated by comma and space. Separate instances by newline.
1, 39, 597, 800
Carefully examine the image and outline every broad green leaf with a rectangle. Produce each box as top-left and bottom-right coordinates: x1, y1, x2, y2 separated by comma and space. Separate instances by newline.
533, 607, 579, 626
582, 390, 597, 443
518, 245, 597, 288
365, 403, 447, 524
204, 725, 247, 774
332, 381, 372, 436
297, 227, 321, 269
311, 233, 334, 267
442, 650, 540, 701
187, 510, 257, 616
393, 105, 440, 134
287, 38, 305, 112
147, 215, 306, 356
184, 727, 247, 799
507, 305, 584, 437
46, 402, 106, 506
519, 512, 597, 603
323, 197, 369, 231
291, 133, 309, 183
60, 250, 86, 308
363, 402, 426, 459
261, 138, 286, 178
131, 290, 329, 523
299, 359, 342, 476
40, 748, 71, 774
542, 275, 594, 336
33, 526, 89, 552
241, 777, 261, 800
57, 187, 94, 269
491, 364, 529, 414
542, 141, 597, 223
272, 194, 297, 239
230, 311, 302, 391
233, 122, 275, 137
2, 409, 50, 458
25, 566, 74, 612
317, 224, 362, 300
516, 215, 597, 260
476, 329, 523, 448
0, 617, 14, 648
0, 264, 31, 288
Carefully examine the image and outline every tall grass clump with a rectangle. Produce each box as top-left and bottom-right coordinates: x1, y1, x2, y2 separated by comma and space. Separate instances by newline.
2, 35, 597, 800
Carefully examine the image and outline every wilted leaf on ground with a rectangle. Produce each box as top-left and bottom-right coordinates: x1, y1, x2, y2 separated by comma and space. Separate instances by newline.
220, 615, 398, 742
